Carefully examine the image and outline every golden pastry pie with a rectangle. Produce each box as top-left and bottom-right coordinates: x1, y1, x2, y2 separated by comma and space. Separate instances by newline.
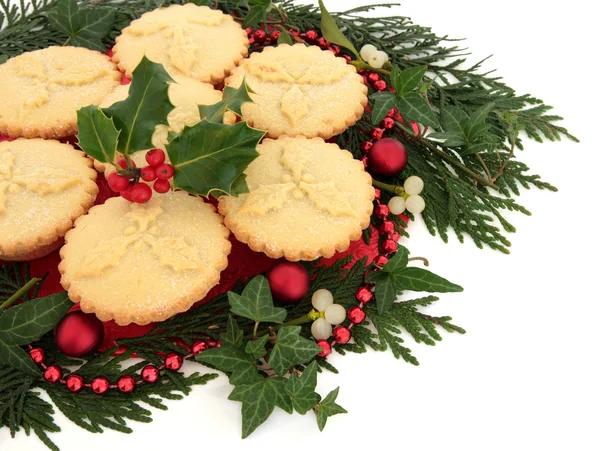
218, 136, 374, 261
112, 4, 248, 84
225, 44, 368, 139
0, 139, 98, 261
0, 46, 121, 139
59, 191, 231, 325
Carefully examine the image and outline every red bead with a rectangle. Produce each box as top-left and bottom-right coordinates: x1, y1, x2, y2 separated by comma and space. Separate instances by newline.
356, 286, 373, 304
382, 117, 395, 130
374, 255, 389, 267
192, 340, 209, 355
206, 338, 218, 348
66, 375, 84, 393
304, 30, 318, 41
367, 138, 408, 177
382, 239, 398, 254
165, 353, 184, 371
29, 347, 45, 364
54, 311, 104, 357
254, 29, 267, 41
390, 231, 401, 241
140, 166, 157, 182
153, 179, 171, 193
367, 72, 380, 84
130, 183, 152, 203
361, 141, 373, 153
348, 306, 366, 324
107, 172, 130, 192
332, 326, 351, 344
44, 365, 62, 384
387, 108, 400, 119
270, 30, 281, 41
248, 37, 255, 45
317, 37, 328, 49
289, 29, 300, 37
374, 204, 390, 219
245, 27, 253, 36
373, 188, 381, 201
370, 128, 384, 141
267, 262, 310, 304
373, 80, 387, 91
155, 163, 174, 180
379, 220, 395, 235
141, 365, 160, 383
91, 376, 110, 394
361, 156, 368, 169
117, 375, 136, 393
145, 148, 166, 167
316, 340, 331, 357
343, 55, 352, 63
328, 44, 340, 55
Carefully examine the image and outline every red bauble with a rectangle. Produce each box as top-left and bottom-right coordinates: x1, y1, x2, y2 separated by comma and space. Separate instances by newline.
44, 365, 62, 384
379, 220, 395, 235
332, 326, 351, 344
348, 306, 366, 324
374, 204, 390, 219
66, 375, 84, 393
29, 347, 45, 364
356, 286, 373, 304
382, 239, 398, 254
54, 311, 104, 357
192, 340, 209, 355
267, 262, 310, 304
91, 376, 110, 394
141, 365, 160, 383
316, 340, 331, 357
373, 255, 389, 267
367, 138, 408, 177
117, 375, 136, 393
165, 353, 184, 371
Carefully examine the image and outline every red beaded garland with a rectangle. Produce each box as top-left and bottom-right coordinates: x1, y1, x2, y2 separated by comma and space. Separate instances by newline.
382, 117, 395, 130
304, 29, 318, 41
44, 365, 62, 383
332, 326, 351, 345
387, 108, 401, 120
390, 231, 401, 242
91, 376, 110, 394
141, 365, 160, 383
348, 306, 366, 324
373, 80, 387, 91
361, 156, 368, 169
270, 30, 281, 40
374, 204, 390, 219
66, 375, 84, 393
356, 286, 373, 304
165, 353, 184, 371
361, 141, 373, 153
382, 239, 398, 254
343, 55, 352, 63
317, 37, 328, 49
267, 262, 310, 304
373, 255, 389, 267
373, 188, 381, 201
367, 72, 380, 84
370, 128, 384, 141
192, 340, 209, 355
379, 220, 395, 235
316, 340, 331, 357
254, 29, 267, 41
117, 375, 136, 393
29, 347, 45, 364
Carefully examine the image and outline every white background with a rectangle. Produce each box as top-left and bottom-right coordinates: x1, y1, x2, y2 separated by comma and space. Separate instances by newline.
2, 0, 598, 450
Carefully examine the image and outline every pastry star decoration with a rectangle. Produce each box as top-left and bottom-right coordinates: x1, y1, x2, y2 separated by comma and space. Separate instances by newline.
0, 149, 81, 214
76, 199, 204, 278
238, 143, 357, 218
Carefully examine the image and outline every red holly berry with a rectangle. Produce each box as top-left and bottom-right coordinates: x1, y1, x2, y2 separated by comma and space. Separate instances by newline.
145, 148, 166, 167
382, 117, 395, 130
165, 353, 184, 371
382, 239, 398, 254
304, 30, 318, 41
120, 185, 133, 202
361, 141, 373, 153
140, 166, 157, 182
130, 183, 152, 203
153, 179, 171, 193
254, 29, 267, 41
66, 375, 84, 393
348, 306, 366, 324
356, 286, 373, 304
117, 375, 136, 393
91, 376, 110, 394
316, 340, 331, 357
270, 30, 281, 41
371, 128, 384, 141
192, 340, 209, 355
332, 326, 351, 344
44, 365, 62, 383
373, 255, 389, 267
367, 72, 380, 84
141, 365, 160, 383
29, 347, 45, 364
374, 204, 390, 219
116, 158, 129, 169
107, 172, 130, 192
155, 163, 174, 180
379, 220, 395, 235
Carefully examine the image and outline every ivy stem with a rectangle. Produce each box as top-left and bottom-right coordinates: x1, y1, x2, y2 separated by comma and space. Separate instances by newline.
0, 278, 41, 310
372, 179, 404, 196
252, 314, 313, 339
408, 256, 429, 267
395, 121, 500, 190
349, 60, 391, 76
475, 154, 492, 182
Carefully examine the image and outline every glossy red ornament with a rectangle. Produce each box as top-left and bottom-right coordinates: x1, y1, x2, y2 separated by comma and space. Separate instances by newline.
267, 262, 310, 304
356, 286, 373, 304
29, 347, 45, 364
192, 340, 209, 355
332, 326, 351, 344
361, 141, 373, 153
316, 340, 331, 357
379, 220, 395, 235
373, 188, 381, 201
348, 306, 366, 324
370, 128, 384, 141
66, 375, 84, 393
44, 365, 62, 384
304, 30, 318, 41
165, 353, 184, 371
374, 204, 390, 219
381, 117, 395, 130
373, 255, 389, 267
382, 239, 398, 254
117, 375, 136, 393
91, 376, 110, 394
141, 365, 160, 383
367, 138, 408, 177
373, 80, 387, 91
54, 311, 104, 357
367, 72, 380, 84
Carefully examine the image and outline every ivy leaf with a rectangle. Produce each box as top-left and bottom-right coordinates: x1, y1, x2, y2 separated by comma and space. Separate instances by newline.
374, 274, 397, 315
76, 106, 120, 163
167, 120, 264, 197
441, 105, 469, 133
227, 276, 287, 324
394, 267, 463, 293
277, 29, 293, 45
269, 376, 294, 414
370, 91, 399, 124
392, 65, 427, 95
221, 316, 243, 348
397, 92, 439, 128
382, 245, 409, 273
0, 340, 40, 376
245, 335, 269, 360
315, 387, 347, 431
269, 326, 322, 376
469, 102, 496, 126
199, 79, 253, 123
244, 4, 269, 28
103, 56, 174, 156
196, 346, 262, 386
318, 0, 359, 58
286, 361, 321, 414
0, 292, 71, 346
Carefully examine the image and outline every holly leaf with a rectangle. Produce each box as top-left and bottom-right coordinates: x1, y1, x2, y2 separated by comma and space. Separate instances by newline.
269, 326, 322, 376
167, 120, 265, 197
315, 387, 347, 431
370, 91, 399, 125
394, 267, 463, 293
391, 65, 427, 95
76, 106, 120, 163
195, 346, 262, 385
0, 340, 40, 376
277, 29, 293, 45
103, 56, 174, 156
0, 292, 72, 346
286, 361, 321, 414
199, 79, 253, 123
227, 276, 287, 324
221, 316, 243, 348
318, 0, 359, 58
245, 335, 269, 360
397, 92, 439, 128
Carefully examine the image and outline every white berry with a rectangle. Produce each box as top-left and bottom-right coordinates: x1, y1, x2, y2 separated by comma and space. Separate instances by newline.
312, 289, 334, 312
368, 51, 387, 69
405, 195, 426, 214
324, 304, 346, 325
388, 196, 406, 215
359, 44, 378, 61
311, 318, 333, 340
404, 176, 424, 196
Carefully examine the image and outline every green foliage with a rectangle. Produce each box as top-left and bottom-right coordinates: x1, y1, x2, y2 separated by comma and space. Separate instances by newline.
318, 0, 360, 58
277, 28, 293, 45
286, 361, 321, 414
227, 276, 287, 325
315, 387, 346, 431
243, 0, 271, 28
269, 326, 322, 376
76, 106, 120, 164
198, 79, 254, 122
0, 263, 43, 304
